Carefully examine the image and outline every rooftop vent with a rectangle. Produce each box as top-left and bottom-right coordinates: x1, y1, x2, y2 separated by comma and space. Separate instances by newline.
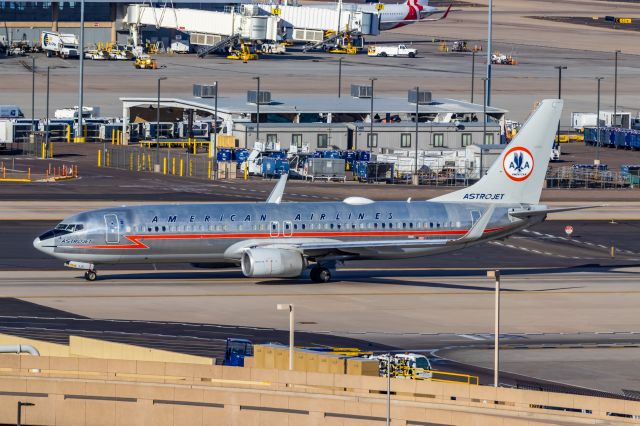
247, 90, 271, 105
408, 89, 432, 105
193, 84, 218, 98
351, 84, 373, 99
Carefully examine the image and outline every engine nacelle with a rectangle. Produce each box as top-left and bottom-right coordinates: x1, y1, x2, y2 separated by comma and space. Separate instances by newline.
241, 248, 306, 278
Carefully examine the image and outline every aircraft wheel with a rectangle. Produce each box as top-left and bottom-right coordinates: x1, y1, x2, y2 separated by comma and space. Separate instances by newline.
84, 270, 97, 281
310, 267, 331, 283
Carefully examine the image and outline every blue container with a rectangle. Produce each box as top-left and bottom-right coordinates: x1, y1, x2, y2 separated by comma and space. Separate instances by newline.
267, 151, 287, 159
311, 151, 322, 158
262, 157, 290, 177
356, 150, 371, 162
583, 127, 597, 144
217, 148, 232, 162
233, 149, 250, 164
321, 150, 341, 159
631, 133, 640, 150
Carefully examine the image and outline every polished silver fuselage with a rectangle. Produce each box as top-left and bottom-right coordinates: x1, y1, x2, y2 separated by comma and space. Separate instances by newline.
35, 200, 538, 265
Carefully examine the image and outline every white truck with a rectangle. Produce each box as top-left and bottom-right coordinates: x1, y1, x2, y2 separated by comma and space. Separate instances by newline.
368, 44, 416, 58
40, 31, 80, 59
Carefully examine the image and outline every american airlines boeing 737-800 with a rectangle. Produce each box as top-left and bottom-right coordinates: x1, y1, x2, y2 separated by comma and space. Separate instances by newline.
34, 100, 582, 282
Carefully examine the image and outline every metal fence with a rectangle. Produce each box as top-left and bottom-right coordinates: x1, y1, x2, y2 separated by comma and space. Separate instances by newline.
546, 166, 630, 189
103, 145, 216, 180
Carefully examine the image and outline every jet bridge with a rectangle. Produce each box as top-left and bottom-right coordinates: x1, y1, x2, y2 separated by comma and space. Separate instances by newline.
124, 4, 281, 47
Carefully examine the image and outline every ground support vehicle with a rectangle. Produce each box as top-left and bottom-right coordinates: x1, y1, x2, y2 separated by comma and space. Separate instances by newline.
134, 55, 158, 69
368, 44, 416, 57
40, 31, 79, 59
259, 42, 286, 54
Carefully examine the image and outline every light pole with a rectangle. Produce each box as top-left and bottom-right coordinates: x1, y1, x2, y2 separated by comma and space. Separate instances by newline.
481, 77, 488, 177
76, 0, 85, 142
156, 76, 167, 164
414, 86, 419, 185
213, 81, 218, 177
471, 50, 475, 104
485, 0, 493, 106
614, 50, 621, 127
487, 269, 500, 387
595, 77, 604, 165
31, 57, 35, 132
338, 58, 343, 98
386, 353, 391, 426
369, 77, 377, 153
45, 66, 50, 155
276, 303, 294, 371
17, 401, 34, 426
554, 65, 567, 146
253, 76, 261, 143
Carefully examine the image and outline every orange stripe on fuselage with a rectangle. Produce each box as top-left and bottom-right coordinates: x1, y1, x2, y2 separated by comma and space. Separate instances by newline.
71, 228, 505, 250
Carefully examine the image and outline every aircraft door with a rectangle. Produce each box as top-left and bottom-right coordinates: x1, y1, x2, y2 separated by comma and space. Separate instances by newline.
104, 214, 120, 243
282, 221, 293, 237
269, 221, 279, 237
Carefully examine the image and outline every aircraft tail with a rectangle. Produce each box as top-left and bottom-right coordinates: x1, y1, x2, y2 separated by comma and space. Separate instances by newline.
431, 99, 563, 205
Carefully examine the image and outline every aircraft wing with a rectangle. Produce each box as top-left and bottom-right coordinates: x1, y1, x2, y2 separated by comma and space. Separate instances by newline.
266, 173, 288, 204
509, 205, 603, 219
291, 237, 453, 251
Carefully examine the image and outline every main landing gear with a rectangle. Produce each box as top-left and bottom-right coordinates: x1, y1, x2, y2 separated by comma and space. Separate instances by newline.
84, 270, 97, 281
310, 266, 331, 283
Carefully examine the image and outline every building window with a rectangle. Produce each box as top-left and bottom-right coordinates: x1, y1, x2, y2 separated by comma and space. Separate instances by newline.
367, 133, 378, 148
292, 134, 302, 148
461, 133, 472, 147
266, 134, 278, 145
400, 133, 411, 148
484, 133, 494, 144
317, 134, 328, 148
433, 133, 444, 147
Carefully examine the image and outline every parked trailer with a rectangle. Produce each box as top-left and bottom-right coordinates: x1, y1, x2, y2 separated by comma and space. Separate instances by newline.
303, 157, 346, 181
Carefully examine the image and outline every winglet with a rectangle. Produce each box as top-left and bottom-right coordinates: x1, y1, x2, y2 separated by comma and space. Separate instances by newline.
441, 4, 452, 19
454, 204, 495, 243
266, 173, 288, 204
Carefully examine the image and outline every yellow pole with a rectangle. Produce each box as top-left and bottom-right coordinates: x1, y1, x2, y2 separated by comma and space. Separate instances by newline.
189, 160, 192, 177
208, 160, 211, 179
117, 130, 121, 145
41, 143, 45, 160
106, 150, 110, 167
49, 143, 53, 158
66, 125, 71, 143
179, 159, 183, 177
163, 157, 167, 174
98, 149, 102, 167
148, 154, 151, 171
172, 157, 176, 175
244, 161, 248, 180
111, 130, 115, 145
193, 139, 197, 155
208, 141, 212, 158
129, 153, 133, 170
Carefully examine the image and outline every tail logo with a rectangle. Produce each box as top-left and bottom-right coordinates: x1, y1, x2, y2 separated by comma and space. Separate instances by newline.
503, 147, 534, 181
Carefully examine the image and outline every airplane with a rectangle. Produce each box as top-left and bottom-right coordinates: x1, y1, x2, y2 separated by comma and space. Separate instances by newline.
34, 99, 584, 283
359, 0, 452, 31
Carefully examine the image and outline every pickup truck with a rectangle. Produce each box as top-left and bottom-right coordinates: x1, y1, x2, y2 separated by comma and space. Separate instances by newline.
368, 44, 416, 58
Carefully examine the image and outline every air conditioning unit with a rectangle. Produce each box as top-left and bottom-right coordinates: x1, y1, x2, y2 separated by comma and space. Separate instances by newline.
247, 90, 271, 105
408, 89, 432, 105
351, 84, 373, 99
193, 84, 218, 98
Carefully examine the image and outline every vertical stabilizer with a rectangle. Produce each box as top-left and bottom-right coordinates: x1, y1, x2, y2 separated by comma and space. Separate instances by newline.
431, 99, 563, 205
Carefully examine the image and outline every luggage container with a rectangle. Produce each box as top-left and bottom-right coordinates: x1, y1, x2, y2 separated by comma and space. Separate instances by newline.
355, 161, 394, 182
262, 157, 289, 177
303, 157, 346, 181
217, 148, 233, 162
621, 165, 640, 185
233, 148, 250, 165
321, 150, 341, 159
583, 127, 598, 145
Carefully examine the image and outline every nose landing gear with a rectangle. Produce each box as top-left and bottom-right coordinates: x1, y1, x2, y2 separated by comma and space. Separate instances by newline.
84, 270, 97, 281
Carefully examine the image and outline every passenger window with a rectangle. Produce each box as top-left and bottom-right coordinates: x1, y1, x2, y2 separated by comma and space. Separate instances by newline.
302, 224, 306, 230
293, 224, 298, 230
147, 227, 152, 232
388, 223, 393, 229
374, 223, 378, 229
409, 223, 413, 229
382, 223, 385, 229
429, 222, 433, 229
162, 226, 166, 232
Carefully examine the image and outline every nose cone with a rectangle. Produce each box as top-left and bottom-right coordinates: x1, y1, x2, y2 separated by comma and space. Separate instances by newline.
33, 237, 54, 256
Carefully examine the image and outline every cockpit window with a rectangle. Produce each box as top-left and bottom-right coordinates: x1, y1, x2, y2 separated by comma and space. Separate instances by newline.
38, 229, 71, 240
55, 223, 84, 232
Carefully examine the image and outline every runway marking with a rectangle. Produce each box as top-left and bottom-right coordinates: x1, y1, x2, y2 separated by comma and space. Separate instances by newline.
458, 334, 486, 341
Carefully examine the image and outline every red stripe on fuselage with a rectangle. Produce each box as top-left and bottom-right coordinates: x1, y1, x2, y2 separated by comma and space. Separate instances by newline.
72, 227, 505, 250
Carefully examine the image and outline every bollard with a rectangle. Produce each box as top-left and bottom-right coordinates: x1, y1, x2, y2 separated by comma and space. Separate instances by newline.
611, 243, 615, 258
66, 125, 71, 143
172, 157, 176, 175
193, 139, 197, 155
106, 151, 110, 167
98, 150, 102, 167
117, 130, 121, 145
41, 143, 45, 160
179, 159, 183, 177
244, 162, 248, 180
208, 160, 211, 179
111, 130, 115, 145
163, 157, 167, 175
189, 160, 193, 177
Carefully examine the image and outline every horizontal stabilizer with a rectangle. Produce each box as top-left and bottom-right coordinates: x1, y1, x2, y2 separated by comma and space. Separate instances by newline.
509, 205, 604, 219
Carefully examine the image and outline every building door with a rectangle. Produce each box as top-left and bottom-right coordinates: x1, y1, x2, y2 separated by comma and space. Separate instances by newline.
104, 214, 120, 244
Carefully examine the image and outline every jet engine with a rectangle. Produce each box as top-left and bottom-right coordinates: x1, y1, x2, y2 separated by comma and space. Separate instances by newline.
241, 248, 306, 278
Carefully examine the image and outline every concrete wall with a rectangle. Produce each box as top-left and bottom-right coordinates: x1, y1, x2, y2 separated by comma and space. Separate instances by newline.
1, 354, 639, 426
